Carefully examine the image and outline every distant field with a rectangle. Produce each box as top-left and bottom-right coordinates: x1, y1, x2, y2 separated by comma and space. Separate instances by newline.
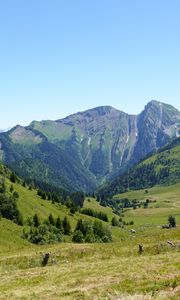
114, 183, 180, 226
0, 182, 180, 299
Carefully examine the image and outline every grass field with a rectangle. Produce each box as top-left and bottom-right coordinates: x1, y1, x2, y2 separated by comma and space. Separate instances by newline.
0, 228, 179, 299
114, 183, 180, 226
0, 181, 180, 299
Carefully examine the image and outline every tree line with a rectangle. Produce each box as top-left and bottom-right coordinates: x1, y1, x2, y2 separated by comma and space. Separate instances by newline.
23, 213, 112, 244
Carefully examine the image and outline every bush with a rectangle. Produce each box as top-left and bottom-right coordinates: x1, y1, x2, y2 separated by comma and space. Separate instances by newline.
84, 230, 96, 243
13, 191, 19, 200
168, 215, 176, 228
73, 219, 112, 243
111, 217, 119, 227
72, 230, 84, 243
24, 224, 63, 245
0, 194, 22, 225
93, 220, 112, 242
10, 172, 17, 183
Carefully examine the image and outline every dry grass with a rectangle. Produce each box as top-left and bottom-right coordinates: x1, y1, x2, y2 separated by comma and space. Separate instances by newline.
0, 236, 179, 300
0, 182, 180, 299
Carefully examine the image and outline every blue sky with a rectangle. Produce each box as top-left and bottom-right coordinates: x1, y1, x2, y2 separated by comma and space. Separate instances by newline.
0, 0, 180, 128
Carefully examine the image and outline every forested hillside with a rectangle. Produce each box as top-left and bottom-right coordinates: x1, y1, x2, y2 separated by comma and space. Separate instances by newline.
99, 137, 180, 197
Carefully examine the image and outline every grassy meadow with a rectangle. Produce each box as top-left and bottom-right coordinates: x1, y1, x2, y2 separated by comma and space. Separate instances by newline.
0, 180, 180, 299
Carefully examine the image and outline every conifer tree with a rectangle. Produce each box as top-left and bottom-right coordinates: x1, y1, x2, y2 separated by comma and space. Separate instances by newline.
62, 216, 71, 235
33, 214, 40, 227
48, 213, 55, 226
56, 216, 62, 231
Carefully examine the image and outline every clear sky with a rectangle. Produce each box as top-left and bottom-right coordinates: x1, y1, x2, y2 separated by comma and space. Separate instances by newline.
0, 0, 180, 128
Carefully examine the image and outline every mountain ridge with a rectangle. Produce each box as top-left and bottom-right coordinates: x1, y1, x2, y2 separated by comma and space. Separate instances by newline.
0, 100, 180, 191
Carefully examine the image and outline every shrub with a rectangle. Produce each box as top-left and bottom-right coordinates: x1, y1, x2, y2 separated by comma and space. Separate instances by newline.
111, 217, 119, 227
10, 172, 16, 183
24, 224, 63, 245
168, 215, 176, 228
93, 220, 112, 242
0, 194, 22, 224
73, 219, 112, 243
72, 230, 84, 243
13, 191, 19, 200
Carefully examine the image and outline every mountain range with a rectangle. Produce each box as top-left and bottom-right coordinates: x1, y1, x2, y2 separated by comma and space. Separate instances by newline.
0, 100, 180, 191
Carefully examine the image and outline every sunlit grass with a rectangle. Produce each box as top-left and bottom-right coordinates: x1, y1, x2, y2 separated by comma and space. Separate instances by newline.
0, 181, 180, 299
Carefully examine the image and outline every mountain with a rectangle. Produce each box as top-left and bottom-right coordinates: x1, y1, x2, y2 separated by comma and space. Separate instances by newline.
0, 126, 96, 191
99, 137, 180, 196
0, 128, 11, 133
0, 100, 180, 191
0, 161, 117, 248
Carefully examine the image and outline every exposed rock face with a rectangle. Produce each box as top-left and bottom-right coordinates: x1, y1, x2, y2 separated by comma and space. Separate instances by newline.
132, 100, 180, 163
0, 100, 180, 191
29, 100, 180, 177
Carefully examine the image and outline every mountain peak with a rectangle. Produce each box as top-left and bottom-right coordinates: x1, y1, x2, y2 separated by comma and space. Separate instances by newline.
145, 100, 179, 111
56, 105, 122, 123
81, 105, 120, 117
145, 100, 163, 109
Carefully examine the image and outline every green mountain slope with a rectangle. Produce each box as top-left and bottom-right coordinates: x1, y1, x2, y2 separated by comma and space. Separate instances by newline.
0, 169, 180, 299
0, 164, 121, 253
0, 127, 96, 191
0, 101, 180, 191
99, 137, 180, 196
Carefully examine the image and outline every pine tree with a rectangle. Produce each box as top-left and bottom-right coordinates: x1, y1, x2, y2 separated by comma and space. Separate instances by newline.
62, 216, 71, 235
10, 172, 16, 183
48, 213, 55, 226
33, 214, 40, 227
75, 219, 84, 233
56, 217, 62, 231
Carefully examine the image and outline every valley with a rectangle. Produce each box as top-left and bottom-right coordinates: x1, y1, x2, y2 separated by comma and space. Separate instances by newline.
1, 2, 180, 299
0, 169, 179, 299
0, 102, 180, 299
